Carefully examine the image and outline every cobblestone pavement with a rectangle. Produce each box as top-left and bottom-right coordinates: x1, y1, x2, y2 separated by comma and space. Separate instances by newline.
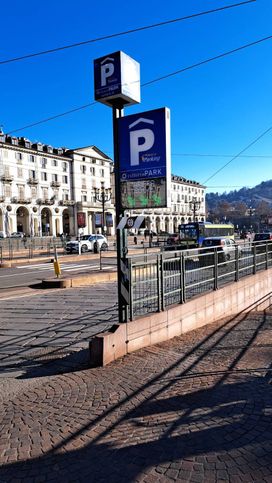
0, 300, 272, 482
0, 283, 119, 379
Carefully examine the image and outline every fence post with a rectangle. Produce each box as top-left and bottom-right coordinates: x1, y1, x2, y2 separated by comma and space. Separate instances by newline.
129, 258, 134, 321
213, 249, 218, 290
160, 253, 165, 311
157, 254, 161, 312
265, 243, 268, 270
253, 244, 256, 275
235, 245, 239, 282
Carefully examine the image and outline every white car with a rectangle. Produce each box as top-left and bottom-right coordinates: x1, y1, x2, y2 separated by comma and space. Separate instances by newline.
66, 234, 108, 253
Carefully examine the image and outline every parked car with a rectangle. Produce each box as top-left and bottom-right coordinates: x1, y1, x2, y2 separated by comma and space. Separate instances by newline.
166, 234, 180, 245
200, 237, 239, 263
10, 232, 25, 238
253, 233, 272, 253
66, 234, 108, 254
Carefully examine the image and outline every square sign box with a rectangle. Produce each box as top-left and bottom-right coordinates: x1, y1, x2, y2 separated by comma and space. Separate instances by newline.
94, 51, 140, 107
118, 107, 171, 210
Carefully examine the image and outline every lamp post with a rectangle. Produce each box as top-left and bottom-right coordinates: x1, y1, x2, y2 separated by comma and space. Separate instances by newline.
189, 197, 201, 222
94, 182, 112, 235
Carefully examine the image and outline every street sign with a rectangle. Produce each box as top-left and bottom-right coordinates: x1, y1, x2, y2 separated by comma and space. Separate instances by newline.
117, 215, 145, 230
94, 51, 140, 107
118, 107, 171, 209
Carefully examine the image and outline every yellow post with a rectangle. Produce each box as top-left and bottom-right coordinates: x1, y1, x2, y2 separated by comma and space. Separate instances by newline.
53, 246, 61, 278
54, 259, 61, 278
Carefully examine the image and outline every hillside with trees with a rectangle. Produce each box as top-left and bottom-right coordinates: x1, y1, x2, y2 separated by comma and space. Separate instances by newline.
206, 180, 272, 231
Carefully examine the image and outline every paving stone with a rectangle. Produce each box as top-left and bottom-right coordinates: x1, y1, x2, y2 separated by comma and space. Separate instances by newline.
0, 288, 272, 481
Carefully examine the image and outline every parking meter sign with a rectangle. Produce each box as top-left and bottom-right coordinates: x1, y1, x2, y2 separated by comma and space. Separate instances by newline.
118, 107, 171, 209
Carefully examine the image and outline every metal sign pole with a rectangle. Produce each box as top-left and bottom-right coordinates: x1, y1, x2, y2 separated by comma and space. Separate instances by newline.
112, 104, 128, 323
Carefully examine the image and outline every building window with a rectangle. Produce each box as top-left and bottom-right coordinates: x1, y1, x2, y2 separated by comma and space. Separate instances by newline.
3, 150, 8, 158
52, 159, 58, 167
18, 186, 25, 199
81, 165, 87, 174
17, 168, 23, 177
62, 162, 67, 172
62, 175, 68, 184
81, 194, 87, 202
52, 174, 58, 182
41, 157, 47, 168
31, 187, 37, 198
5, 185, 11, 197
90, 167, 95, 175
29, 170, 36, 179
42, 188, 48, 199
16, 152, 23, 161
29, 154, 35, 163
63, 191, 69, 201
100, 168, 104, 177
41, 172, 47, 181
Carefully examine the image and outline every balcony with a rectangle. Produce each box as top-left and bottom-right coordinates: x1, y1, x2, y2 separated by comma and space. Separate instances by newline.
28, 177, 39, 185
17, 198, 31, 204
51, 181, 61, 188
1, 173, 13, 183
59, 200, 75, 206
11, 197, 18, 203
45, 198, 54, 205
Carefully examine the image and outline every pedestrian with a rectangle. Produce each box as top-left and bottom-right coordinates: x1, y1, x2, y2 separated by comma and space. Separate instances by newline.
134, 235, 138, 245
144, 229, 148, 240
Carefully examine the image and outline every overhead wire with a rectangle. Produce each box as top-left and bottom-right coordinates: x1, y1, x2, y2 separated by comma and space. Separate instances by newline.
7, 33, 272, 135
0, 0, 256, 65
202, 125, 272, 184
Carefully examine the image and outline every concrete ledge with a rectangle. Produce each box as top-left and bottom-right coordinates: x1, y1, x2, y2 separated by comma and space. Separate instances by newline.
0, 262, 12, 268
89, 269, 272, 366
41, 270, 117, 289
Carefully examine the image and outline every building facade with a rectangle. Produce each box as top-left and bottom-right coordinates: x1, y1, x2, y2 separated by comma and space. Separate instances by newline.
0, 132, 115, 237
127, 175, 206, 233
0, 130, 205, 237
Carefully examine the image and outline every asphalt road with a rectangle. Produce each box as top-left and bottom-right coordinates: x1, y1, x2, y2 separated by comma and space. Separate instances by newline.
0, 256, 117, 290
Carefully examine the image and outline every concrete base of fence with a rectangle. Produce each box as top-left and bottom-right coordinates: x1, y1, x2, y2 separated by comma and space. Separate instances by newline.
89, 270, 272, 367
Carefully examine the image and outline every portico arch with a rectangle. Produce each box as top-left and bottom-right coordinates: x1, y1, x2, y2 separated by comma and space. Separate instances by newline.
41, 208, 52, 236
16, 206, 29, 235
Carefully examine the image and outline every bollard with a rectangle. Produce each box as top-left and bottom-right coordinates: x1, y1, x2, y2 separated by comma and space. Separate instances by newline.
53, 247, 61, 278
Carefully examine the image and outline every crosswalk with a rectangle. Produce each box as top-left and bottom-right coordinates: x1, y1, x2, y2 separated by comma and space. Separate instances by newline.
17, 262, 115, 273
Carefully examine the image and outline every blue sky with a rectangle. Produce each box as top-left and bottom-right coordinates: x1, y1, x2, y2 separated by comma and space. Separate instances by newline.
0, 0, 271, 193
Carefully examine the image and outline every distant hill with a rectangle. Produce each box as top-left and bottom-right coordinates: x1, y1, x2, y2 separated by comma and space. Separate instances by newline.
206, 180, 272, 210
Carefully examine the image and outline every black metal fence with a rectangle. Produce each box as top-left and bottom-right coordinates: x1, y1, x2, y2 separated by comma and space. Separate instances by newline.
128, 240, 272, 320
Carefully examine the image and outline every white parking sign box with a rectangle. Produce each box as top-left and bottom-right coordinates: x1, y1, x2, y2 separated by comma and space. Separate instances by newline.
118, 107, 171, 209
94, 51, 140, 107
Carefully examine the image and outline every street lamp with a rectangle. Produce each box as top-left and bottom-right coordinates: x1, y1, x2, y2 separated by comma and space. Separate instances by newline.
94, 181, 112, 235
188, 197, 201, 222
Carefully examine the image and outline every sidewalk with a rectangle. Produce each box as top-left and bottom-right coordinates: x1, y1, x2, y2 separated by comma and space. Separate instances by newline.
0, 297, 271, 482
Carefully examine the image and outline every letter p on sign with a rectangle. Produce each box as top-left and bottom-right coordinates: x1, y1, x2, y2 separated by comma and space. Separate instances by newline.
101, 62, 114, 87
130, 128, 155, 166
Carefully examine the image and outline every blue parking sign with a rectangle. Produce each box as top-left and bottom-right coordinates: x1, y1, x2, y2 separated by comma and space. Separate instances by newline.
94, 51, 140, 107
118, 107, 170, 181
118, 107, 171, 209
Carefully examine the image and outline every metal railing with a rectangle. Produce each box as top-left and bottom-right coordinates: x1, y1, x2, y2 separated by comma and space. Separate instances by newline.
128, 240, 272, 320
0, 237, 66, 261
